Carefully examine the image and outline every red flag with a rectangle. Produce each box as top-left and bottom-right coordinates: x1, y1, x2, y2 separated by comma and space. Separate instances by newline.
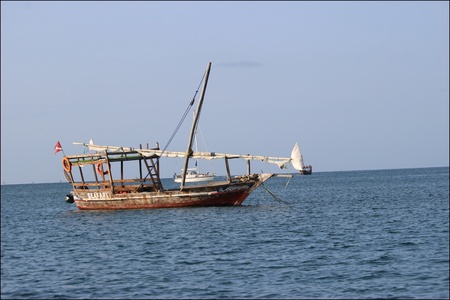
54, 141, 63, 154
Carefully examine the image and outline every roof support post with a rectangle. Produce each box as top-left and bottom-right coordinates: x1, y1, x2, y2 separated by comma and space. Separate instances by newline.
225, 157, 231, 183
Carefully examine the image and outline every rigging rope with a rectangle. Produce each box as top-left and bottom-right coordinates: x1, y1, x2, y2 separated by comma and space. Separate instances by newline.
161, 98, 194, 154
283, 173, 292, 190
161, 71, 206, 154
136, 70, 206, 190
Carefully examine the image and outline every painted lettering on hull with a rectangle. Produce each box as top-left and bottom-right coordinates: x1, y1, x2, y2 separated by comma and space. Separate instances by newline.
86, 192, 111, 200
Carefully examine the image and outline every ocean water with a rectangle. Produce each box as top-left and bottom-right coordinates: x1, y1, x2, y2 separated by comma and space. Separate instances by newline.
1, 167, 449, 299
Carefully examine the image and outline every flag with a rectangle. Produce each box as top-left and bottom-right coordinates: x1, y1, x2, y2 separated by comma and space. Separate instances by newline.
54, 141, 63, 154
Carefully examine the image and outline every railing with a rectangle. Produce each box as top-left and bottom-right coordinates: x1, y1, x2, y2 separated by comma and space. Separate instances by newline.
72, 178, 159, 193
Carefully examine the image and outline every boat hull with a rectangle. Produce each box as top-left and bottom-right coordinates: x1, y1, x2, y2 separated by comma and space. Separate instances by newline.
299, 165, 312, 175
71, 175, 272, 210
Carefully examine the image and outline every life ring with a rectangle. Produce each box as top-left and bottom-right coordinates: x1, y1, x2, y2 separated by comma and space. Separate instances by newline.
96, 163, 109, 175
62, 157, 72, 173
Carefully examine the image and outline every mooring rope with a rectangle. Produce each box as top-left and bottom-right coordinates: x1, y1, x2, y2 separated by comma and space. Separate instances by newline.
260, 183, 290, 204
283, 174, 292, 190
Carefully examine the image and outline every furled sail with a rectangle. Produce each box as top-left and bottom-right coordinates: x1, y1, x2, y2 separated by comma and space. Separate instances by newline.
290, 142, 304, 170
73, 142, 294, 169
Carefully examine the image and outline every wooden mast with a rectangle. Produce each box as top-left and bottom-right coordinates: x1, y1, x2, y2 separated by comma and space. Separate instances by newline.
180, 62, 212, 190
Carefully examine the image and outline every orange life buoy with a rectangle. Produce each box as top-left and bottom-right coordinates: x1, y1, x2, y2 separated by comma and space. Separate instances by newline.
62, 157, 71, 173
96, 163, 109, 175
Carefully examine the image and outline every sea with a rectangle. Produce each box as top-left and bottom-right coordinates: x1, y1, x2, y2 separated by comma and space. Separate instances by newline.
1, 167, 449, 299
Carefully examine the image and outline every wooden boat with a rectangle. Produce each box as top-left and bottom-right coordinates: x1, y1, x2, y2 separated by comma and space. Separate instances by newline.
61, 62, 302, 210
290, 142, 312, 175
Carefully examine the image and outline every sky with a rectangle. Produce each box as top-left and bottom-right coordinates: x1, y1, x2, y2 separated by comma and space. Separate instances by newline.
1, 1, 449, 184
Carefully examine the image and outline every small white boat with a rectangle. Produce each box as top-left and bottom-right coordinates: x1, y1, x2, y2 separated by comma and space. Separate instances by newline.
173, 115, 216, 183
173, 167, 215, 183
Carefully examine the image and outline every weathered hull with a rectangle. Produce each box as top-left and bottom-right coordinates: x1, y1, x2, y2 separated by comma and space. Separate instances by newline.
71, 175, 272, 210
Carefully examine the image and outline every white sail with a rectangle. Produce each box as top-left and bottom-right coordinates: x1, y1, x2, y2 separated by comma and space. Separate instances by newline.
290, 142, 304, 170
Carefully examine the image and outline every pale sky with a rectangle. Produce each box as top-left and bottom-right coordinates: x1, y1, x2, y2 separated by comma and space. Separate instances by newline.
1, 1, 449, 184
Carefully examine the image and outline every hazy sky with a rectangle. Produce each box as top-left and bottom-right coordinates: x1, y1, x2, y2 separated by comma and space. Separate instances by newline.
1, 1, 449, 184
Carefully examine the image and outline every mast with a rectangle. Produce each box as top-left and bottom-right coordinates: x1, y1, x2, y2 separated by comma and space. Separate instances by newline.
180, 62, 212, 189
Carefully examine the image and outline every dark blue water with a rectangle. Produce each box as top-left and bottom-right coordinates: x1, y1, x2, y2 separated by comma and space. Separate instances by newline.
1, 167, 449, 299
